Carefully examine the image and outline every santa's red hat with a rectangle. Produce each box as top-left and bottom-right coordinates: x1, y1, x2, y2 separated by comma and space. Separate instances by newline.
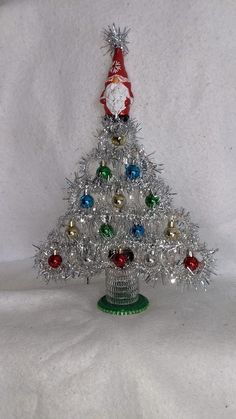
108, 47, 128, 79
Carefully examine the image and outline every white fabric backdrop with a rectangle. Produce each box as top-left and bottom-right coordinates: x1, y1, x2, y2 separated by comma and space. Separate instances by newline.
0, 1, 236, 418
1, 0, 236, 270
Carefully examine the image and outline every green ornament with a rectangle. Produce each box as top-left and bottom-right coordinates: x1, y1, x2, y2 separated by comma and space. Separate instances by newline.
99, 223, 115, 238
97, 164, 112, 180
145, 193, 160, 208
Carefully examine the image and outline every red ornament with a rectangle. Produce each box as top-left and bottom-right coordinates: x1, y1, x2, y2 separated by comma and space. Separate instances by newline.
48, 254, 62, 269
112, 252, 128, 268
184, 255, 199, 272
100, 47, 133, 117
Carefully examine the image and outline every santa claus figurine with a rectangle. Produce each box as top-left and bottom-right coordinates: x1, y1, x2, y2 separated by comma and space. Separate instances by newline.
100, 47, 133, 118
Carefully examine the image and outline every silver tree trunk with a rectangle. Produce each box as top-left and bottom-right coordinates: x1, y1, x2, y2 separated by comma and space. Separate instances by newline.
105, 268, 139, 305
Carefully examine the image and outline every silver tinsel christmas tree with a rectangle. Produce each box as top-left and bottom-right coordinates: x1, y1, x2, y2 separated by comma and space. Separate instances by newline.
34, 25, 217, 315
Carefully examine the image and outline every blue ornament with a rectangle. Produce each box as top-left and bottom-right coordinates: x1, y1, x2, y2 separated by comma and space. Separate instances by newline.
80, 194, 94, 208
125, 164, 141, 180
131, 224, 145, 238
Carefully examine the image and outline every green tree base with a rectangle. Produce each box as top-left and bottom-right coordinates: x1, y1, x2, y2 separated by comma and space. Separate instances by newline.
97, 294, 149, 315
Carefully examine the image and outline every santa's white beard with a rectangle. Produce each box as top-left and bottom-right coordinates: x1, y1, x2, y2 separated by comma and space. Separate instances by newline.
103, 83, 129, 115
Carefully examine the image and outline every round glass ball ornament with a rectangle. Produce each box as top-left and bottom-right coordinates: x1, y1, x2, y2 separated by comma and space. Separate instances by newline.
165, 219, 179, 240
111, 252, 128, 268
131, 224, 145, 238
112, 192, 126, 209
145, 193, 160, 209
96, 162, 112, 180
125, 164, 141, 180
108, 248, 134, 263
184, 252, 199, 272
99, 223, 115, 238
48, 253, 62, 269
145, 249, 157, 267
80, 194, 94, 209
111, 135, 126, 146
66, 220, 79, 238
123, 248, 134, 262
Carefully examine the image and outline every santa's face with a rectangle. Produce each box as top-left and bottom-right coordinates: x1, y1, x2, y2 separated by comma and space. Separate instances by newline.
103, 82, 129, 116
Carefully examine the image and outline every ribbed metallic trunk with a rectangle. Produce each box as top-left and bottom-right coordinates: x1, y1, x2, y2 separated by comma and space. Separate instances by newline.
105, 268, 139, 305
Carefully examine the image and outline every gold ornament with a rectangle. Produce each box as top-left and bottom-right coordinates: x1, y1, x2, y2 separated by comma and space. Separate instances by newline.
165, 219, 179, 240
111, 135, 126, 146
112, 192, 126, 209
66, 220, 79, 238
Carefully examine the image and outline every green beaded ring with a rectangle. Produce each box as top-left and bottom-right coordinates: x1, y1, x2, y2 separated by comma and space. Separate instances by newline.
97, 294, 149, 315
